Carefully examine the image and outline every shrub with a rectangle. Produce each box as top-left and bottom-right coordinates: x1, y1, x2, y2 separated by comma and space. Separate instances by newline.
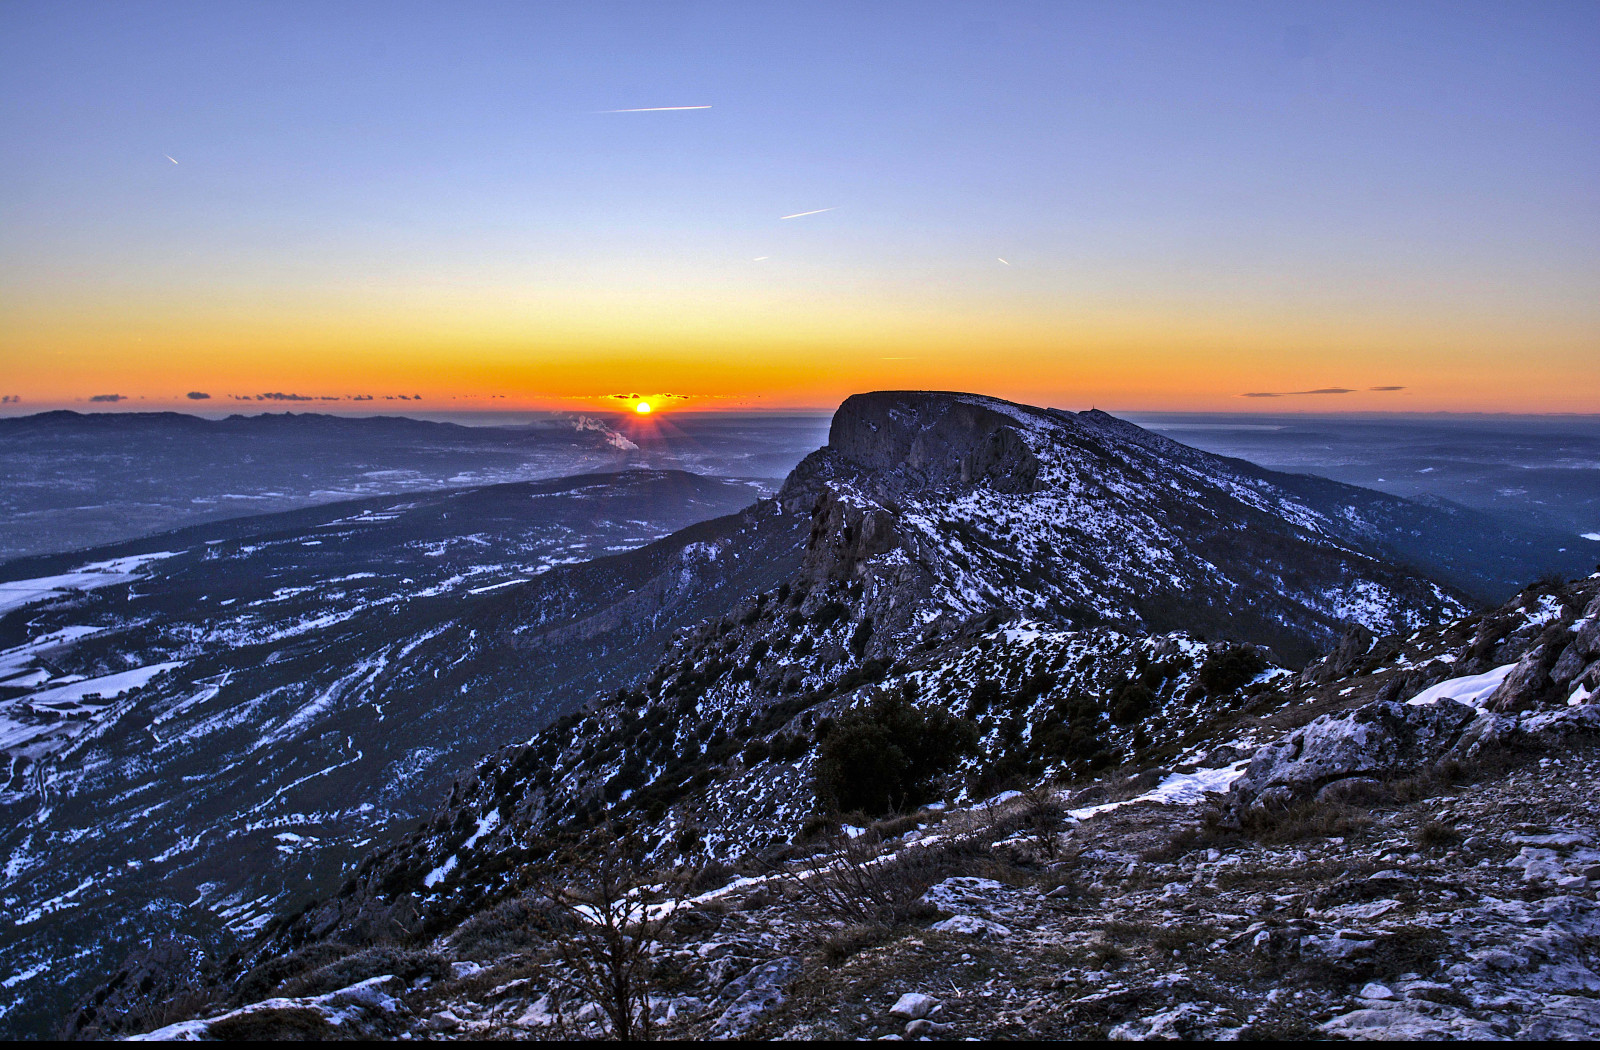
742, 738, 772, 765
231, 943, 352, 1006
965, 678, 1002, 718
450, 895, 555, 958
812, 692, 979, 817
1111, 681, 1155, 725
850, 617, 874, 656
1240, 798, 1371, 844
777, 831, 959, 927
811, 601, 850, 628
1198, 646, 1267, 695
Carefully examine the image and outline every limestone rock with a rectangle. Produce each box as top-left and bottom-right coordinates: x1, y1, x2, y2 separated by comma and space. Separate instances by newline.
889, 992, 939, 1020
708, 956, 803, 1039
1221, 699, 1477, 819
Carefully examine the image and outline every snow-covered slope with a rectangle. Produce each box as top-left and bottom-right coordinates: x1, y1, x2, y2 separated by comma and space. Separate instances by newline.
20, 391, 1587, 1038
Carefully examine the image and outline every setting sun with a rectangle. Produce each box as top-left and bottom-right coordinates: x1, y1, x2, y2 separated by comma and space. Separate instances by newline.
635, 401, 652, 414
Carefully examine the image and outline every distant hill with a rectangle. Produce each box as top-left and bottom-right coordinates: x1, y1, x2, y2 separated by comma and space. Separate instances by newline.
0, 410, 828, 562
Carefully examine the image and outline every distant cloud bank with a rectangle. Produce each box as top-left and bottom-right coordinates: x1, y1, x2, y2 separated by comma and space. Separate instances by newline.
1240, 386, 1405, 399
185, 391, 211, 400
220, 392, 420, 403
89, 394, 126, 402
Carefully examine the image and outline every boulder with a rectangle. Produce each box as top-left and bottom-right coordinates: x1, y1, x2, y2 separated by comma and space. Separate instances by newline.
889, 992, 939, 1020
708, 956, 803, 1039
929, 915, 1012, 939
1220, 699, 1477, 820
1487, 635, 1564, 712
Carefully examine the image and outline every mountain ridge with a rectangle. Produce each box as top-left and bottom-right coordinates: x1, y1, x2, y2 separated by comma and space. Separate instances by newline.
13, 390, 1594, 1038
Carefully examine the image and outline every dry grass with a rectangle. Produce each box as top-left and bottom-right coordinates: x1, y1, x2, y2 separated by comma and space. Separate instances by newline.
204, 1006, 335, 1041
1414, 820, 1462, 851
819, 924, 896, 964
1240, 799, 1373, 845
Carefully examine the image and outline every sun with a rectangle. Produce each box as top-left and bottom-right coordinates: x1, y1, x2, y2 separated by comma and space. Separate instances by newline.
634, 401, 652, 414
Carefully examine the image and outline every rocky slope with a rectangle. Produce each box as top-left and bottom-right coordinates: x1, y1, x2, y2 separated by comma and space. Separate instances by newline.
105, 572, 1600, 1041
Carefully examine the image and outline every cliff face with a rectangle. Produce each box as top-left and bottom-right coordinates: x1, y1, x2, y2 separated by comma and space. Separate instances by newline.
775, 391, 1487, 664
824, 391, 1044, 495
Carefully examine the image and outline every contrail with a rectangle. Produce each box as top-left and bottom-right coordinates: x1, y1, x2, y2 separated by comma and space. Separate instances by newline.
752, 256, 770, 261
165, 155, 178, 164
597, 105, 712, 112
997, 257, 1010, 265
780, 207, 834, 220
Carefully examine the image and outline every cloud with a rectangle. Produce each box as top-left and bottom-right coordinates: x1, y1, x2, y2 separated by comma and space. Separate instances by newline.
1, 395, 19, 404
606, 392, 690, 402
89, 394, 127, 402
1240, 385, 1405, 398
185, 391, 211, 400
256, 392, 315, 401
1239, 387, 1355, 398
350, 394, 373, 401
596, 105, 712, 113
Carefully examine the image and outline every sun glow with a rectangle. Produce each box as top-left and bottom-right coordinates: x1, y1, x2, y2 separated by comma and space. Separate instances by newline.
635, 401, 652, 414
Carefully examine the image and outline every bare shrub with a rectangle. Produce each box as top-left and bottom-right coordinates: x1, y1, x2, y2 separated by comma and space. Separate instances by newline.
776, 830, 973, 928
1017, 784, 1066, 858
528, 825, 690, 1041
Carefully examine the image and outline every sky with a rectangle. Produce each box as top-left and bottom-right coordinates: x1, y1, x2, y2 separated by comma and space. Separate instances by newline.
1, 0, 1596, 414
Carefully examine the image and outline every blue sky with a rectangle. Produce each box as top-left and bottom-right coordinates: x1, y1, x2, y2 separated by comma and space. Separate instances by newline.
2, 1, 1596, 411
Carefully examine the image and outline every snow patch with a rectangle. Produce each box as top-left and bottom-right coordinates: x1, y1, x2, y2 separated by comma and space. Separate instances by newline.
1405, 663, 1517, 711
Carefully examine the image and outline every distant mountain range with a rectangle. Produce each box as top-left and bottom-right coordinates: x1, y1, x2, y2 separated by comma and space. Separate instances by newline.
0, 409, 830, 562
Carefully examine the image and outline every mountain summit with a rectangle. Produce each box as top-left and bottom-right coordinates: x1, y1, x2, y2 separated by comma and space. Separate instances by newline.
775, 390, 1547, 662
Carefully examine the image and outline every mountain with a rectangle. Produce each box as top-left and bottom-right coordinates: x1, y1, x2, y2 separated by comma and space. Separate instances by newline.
0, 469, 767, 1039
0, 409, 830, 562
5, 391, 1588, 1038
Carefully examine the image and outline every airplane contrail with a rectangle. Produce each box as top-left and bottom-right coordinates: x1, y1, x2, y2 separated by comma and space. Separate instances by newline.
780, 207, 834, 220
997, 257, 1010, 265
165, 155, 178, 164
597, 105, 712, 112
752, 256, 771, 261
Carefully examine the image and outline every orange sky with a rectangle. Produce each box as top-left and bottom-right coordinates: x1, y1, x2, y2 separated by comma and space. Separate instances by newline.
3, 3, 1596, 417
3, 280, 1596, 414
